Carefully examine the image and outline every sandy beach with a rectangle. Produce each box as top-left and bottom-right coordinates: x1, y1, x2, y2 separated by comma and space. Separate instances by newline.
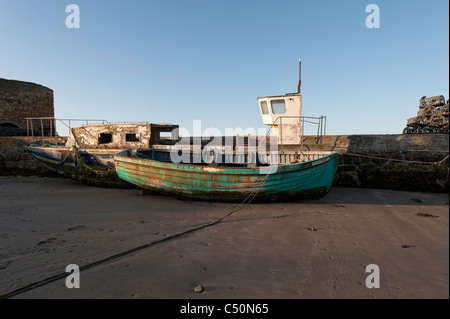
0, 176, 448, 299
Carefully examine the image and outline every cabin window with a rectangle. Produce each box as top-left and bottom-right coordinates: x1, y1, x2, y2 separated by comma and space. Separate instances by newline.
98, 133, 112, 144
158, 132, 175, 140
126, 133, 141, 142
271, 100, 286, 114
260, 101, 269, 114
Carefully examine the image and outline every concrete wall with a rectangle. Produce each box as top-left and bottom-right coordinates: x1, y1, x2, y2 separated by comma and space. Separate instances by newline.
71, 123, 152, 148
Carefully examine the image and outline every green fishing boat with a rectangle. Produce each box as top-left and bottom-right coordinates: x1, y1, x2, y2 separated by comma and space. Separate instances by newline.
114, 148, 338, 202
114, 60, 339, 202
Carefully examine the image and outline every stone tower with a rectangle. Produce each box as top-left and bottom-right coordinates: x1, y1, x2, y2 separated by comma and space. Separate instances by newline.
0, 78, 54, 136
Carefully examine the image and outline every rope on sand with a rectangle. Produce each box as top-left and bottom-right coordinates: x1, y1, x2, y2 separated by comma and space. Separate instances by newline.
0, 165, 276, 299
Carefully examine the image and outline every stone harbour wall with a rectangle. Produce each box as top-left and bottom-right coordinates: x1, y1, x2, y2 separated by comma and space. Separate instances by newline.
0, 137, 64, 177
302, 134, 449, 193
0, 134, 448, 193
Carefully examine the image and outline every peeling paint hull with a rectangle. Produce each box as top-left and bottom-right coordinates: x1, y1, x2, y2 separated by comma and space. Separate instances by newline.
25, 145, 119, 175
114, 150, 339, 202
25, 145, 76, 174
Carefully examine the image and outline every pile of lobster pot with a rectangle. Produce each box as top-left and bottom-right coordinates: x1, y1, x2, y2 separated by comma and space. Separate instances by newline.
403, 95, 449, 134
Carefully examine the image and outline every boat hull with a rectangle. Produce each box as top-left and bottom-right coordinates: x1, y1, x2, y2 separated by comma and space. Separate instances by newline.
25, 145, 77, 174
114, 150, 339, 202
25, 145, 135, 188
25, 145, 120, 174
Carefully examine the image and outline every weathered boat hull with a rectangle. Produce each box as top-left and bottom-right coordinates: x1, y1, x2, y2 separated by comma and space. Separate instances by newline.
114, 150, 339, 202
25, 145, 135, 188
25, 145, 119, 174
25, 145, 77, 174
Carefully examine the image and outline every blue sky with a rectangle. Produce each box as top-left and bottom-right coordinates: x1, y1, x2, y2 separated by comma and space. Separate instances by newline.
0, 0, 448, 136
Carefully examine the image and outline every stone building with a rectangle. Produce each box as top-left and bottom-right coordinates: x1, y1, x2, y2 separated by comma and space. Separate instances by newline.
0, 78, 54, 136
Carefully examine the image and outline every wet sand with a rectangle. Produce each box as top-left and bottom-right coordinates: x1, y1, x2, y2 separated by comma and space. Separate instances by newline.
0, 176, 448, 299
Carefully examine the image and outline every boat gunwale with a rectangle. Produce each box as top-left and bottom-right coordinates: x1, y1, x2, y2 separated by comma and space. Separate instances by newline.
116, 161, 331, 191
113, 156, 337, 202
26, 145, 127, 154
114, 150, 339, 176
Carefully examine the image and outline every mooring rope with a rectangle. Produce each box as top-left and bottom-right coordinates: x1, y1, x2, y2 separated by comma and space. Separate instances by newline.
343, 152, 449, 165
0, 164, 275, 299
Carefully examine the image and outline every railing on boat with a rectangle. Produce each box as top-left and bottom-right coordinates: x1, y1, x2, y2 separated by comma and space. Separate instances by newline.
149, 115, 330, 165
25, 117, 110, 145
268, 115, 327, 145
233, 150, 334, 165
145, 147, 335, 166
278, 151, 332, 164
